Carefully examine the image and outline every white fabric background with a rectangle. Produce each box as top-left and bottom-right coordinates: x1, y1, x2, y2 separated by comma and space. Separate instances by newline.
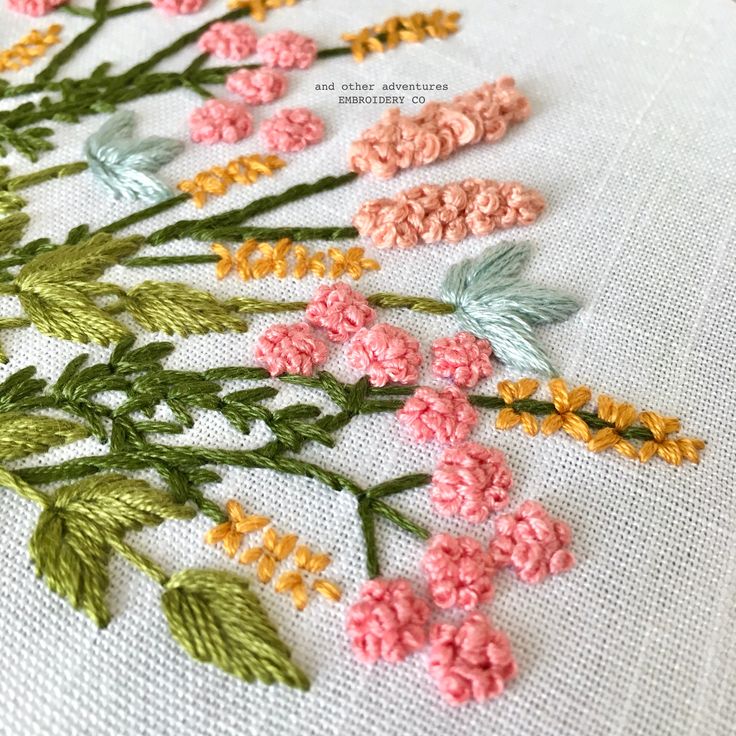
0, 0, 734, 734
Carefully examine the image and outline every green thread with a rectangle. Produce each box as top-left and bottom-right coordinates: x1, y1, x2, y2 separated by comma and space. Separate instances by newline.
202, 225, 359, 243
3, 162, 88, 192
367, 293, 456, 314
0, 466, 49, 507
125, 254, 220, 268
107, 535, 169, 586
225, 297, 309, 314
0, 413, 89, 460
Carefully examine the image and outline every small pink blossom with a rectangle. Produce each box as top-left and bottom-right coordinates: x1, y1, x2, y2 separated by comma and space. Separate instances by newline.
7, 0, 66, 15
198, 22, 257, 60
254, 322, 328, 377
430, 443, 512, 523
431, 332, 493, 388
305, 283, 376, 343
397, 386, 477, 445
490, 500, 575, 584
428, 613, 516, 706
346, 578, 430, 664
422, 534, 495, 611
260, 108, 324, 152
257, 30, 317, 69
151, 0, 204, 15
189, 99, 253, 144
226, 68, 287, 105
347, 323, 422, 387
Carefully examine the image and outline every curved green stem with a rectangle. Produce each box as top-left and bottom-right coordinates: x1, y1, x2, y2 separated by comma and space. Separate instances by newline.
107, 535, 169, 586
4, 162, 88, 192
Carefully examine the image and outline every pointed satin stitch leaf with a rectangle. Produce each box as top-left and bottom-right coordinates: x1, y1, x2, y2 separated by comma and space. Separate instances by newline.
0, 413, 89, 460
161, 568, 310, 690
0, 212, 30, 254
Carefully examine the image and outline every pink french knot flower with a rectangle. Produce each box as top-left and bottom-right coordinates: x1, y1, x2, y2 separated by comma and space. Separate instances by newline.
226, 68, 287, 105
256, 30, 317, 69
189, 99, 253, 144
353, 179, 545, 249
430, 443, 512, 523
396, 386, 478, 445
422, 534, 495, 611
348, 78, 530, 179
305, 283, 376, 343
254, 322, 328, 377
490, 500, 575, 584
197, 22, 257, 60
260, 108, 324, 153
7, 0, 66, 14
346, 578, 430, 664
150, 0, 205, 15
428, 613, 517, 706
431, 332, 493, 388
347, 323, 422, 387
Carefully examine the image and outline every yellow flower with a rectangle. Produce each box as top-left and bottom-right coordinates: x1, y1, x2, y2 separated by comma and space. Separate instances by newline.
211, 243, 232, 280
328, 247, 380, 280
239, 527, 298, 583
204, 500, 269, 558
541, 378, 592, 442
251, 238, 292, 279
588, 395, 638, 459
234, 240, 258, 280
424, 10, 461, 38
495, 378, 540, 436
341, 28, 384, 62
275, 545, 341, 610
638, 412, 705, 465
293, 245, 325, 279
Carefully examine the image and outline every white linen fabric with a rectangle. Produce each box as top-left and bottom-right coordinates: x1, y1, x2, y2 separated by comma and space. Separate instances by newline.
0, 0, 734, 734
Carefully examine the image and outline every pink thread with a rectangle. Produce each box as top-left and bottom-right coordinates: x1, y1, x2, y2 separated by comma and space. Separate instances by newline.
189, 99, 253, 144
151, 0, 204, 14
422, 534, 495, 611
428, 613, 517, 706
305, 283, 376, 343
348, 77, 530, 179
353, 179, 545, 249
256, 30, 317, 69
347, 323, 422, 387
431, 332, 493, 388
7, 0, 66, 14
430, 443, 512, 523
260, 108, 324, 152
226, 68, 287, 105
198, 22, 257, 60
396, 386, 477, 445
346, 578, 430, 664
254, 322, 328, 377
490, 500, 575, 584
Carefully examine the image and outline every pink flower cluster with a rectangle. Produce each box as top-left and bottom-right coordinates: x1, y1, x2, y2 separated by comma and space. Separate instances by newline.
430, 442, 512, 523
431, 332, 493, 388
256, 30, 317, 69
490, 500, 575, 584
151, 0, 204, 14
8, 0, 66, 15
428, 614, 517, 706
254, 322, 328, 377
260, 107, 325, 152
347, 323, 422, 387
189, 99, 252, 144
226, 68, 287, 105
305, 283, 376, 343
353, 179, 545, 249
348, 77, 530, 179
396, 386, 477, 445
197, 22, 257, 60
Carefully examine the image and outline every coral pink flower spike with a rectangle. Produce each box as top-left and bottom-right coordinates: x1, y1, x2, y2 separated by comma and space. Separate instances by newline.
346, 578, 430, 664
397, 386, 478, 445
490, 500, 575, 584
428, 613, 517, 706
260, 108, 325, 153
8, 0, 66, 14
257, 30, 317, 69
431, 332, 493, 388
189, 99, 253, 144
198, 22, 257, 60
151, 0, 205, 15
305, 283, 376, 343
422, 534, 495, 611
430, 443, 512, 523
254, 322, 328, 377
226, 68, 287, 105
347, 323, 422, 387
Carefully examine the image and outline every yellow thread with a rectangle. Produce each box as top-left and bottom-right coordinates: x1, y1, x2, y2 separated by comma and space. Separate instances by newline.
0, 24, 62, 73
540, 378, 592, 442
637, 411, 705, 465
495, 378, 540, 436
211, 243, 232, 279
275, 545, 341, 610
588, 395, 638, 459
204, 499, 269, 558
239, 527, 298, 583
342, 10, 460, 62
178, 155, 285, 208
226, 0, 298, 20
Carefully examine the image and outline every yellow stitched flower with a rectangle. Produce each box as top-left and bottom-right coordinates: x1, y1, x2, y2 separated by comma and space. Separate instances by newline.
341, 28, 384, 62
251, 238, 292, 279
638, 412, 705, 465
328, 247, 380, 280
235, 240, 258, 280
541, 378, 592, 442
293, 245, 325, 279
425, 10, 461, 38
204, 500, 269, 558
495, 378, 540, 436
588, 395, 638, 459
227, 0, 298, 19
274, 545, 341, 610
239, 527, 298, 583
0, 24, 62, 73
211, 243, 232, 280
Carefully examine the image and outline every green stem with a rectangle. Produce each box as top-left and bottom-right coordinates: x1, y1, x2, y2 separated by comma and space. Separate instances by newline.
5, 162, 88, 192
367, 293, 456, 314
203, 226, 359, 243
125, 254, 220, 268
225, 297, 309, 314
97, 193, 190, 235
107, 535, 169, 585
0, 467, 49, 508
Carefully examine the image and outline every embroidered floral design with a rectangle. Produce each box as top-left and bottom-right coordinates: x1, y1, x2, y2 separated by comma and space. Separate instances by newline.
306, 283, 377, 343
540, 378, 593, 442
239, 527, 299, 583
260, 108, 325, 152
496, 379, 540, 435
255, 322, 329, 377
397, 386, 478, 445
198, 21, 258, 60
637, 411, 705, 465
257, 30, 317, 69
0, 23, 61, 71
347, 323, 422, 386
431, 332, 493, 388
151, 0, 205, 14
7, 0, 66, 15
226, 68, 287, 105
189, 99, 253, 144
204, 499, 270, 557
587, 395, 638, 459
226, 0, 298, 20
275, 546, 341, 610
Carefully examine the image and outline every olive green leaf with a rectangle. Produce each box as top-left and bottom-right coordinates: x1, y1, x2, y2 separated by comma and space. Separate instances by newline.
0, 212, 30, 254
162, 568, 310, 690
29, 474, 194, 627
125, 281, 247, 336
0, 413, 89, 460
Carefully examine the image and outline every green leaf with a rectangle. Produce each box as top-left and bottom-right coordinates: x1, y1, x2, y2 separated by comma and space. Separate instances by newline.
162, 569, 310, 690
0, 413, 89, 460
125, 281, 247, 336
0, 212, 30, 254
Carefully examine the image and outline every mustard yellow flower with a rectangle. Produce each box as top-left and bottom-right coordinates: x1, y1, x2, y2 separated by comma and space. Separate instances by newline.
239, 527, 298, 583
293, 245, 325, 279
638, 411, 705, 465
495, 378, 540, 436
204, 500, 270, 558
541, 378, 592, 442
251, 238, 292, 279
275, 545, 342, 610
588, 395, 638, 459
328, 247, 380, 280
211, 243, 232, 280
